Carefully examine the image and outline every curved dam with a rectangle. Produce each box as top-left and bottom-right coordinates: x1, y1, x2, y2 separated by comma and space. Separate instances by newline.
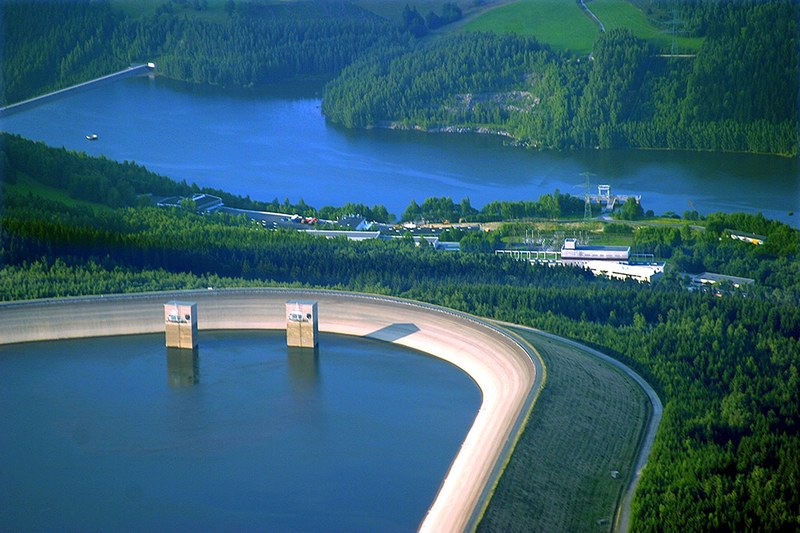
0, 288, 541, 532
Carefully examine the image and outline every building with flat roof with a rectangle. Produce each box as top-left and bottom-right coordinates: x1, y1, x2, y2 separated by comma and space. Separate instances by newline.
164, 301, 198, 349
581, 261, 665, 283
497, 239, 661, 283
561, 238, 630, 261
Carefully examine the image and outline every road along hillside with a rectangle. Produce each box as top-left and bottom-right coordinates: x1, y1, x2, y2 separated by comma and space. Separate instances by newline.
0, 288, 540, 532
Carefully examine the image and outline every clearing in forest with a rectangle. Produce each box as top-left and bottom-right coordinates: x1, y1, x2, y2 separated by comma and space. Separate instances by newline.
460, 0, 703, 55
459, 0, 600, 55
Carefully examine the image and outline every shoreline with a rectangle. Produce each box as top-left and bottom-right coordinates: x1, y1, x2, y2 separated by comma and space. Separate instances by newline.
0, 64, 154, 118
0, 288, 541, 532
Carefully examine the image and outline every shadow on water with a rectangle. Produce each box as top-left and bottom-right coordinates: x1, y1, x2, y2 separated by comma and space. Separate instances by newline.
366, 323, 420, 343
287, 346, 320, 394
166, 347, 199, 387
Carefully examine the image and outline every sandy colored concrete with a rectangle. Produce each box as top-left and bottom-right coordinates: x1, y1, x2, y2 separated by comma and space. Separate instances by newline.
0, 288, 539, 532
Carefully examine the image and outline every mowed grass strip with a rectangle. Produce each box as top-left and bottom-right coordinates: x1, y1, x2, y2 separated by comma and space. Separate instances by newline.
478, 329, 650, 533
589, 0, 703, 53
459, 0, 599, 55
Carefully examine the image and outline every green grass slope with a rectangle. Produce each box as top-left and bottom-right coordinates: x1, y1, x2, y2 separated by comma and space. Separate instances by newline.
460, 0, 598, 55
479, 329, 650, 532
590, 0, 702, 53
459, 0, 702, 55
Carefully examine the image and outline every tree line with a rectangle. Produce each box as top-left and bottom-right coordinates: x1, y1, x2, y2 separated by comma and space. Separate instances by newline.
322, 0, 798, 155
2, 144, 798, 530
400, 191, 589, 223
4, 0, 794, 156
1, 0, 403, 105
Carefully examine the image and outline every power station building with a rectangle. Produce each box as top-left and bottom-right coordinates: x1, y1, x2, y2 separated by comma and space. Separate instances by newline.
497, 238, 664, 283
560, 238, 630, 262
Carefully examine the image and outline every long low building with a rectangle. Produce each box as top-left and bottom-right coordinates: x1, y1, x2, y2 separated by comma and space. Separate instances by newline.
564, 260, 665, 283
560, 238, 630, 261
497, 239, 663, 283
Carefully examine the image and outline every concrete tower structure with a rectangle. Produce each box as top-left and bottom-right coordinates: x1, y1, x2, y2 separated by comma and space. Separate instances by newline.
286, 300, 319, 348
164, 301, 198, 349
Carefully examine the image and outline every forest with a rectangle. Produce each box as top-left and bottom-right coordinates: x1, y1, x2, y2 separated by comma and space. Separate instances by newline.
2, 0, 797, 155
2, 0, 799, 529
323, 0, 798, 155
1, 134, 799, 531
0, 0, 403, 103
399, 192, 589, 223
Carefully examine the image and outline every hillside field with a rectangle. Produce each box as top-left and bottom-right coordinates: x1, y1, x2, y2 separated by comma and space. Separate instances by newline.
590, 0, 703, 53
479, 328, 650, 532
459, 0, 702, 54
460, 0, 598, 55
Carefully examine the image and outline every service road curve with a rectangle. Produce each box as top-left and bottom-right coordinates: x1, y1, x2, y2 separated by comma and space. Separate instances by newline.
0, 288, 542, 532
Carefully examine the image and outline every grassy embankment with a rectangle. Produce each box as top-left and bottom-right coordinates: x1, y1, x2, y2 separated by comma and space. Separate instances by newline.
479, 328, 650, 532
589, 0, 703, 53
459, 0, 702, 54
459, 0, 598, 55
5, 173, 112, 213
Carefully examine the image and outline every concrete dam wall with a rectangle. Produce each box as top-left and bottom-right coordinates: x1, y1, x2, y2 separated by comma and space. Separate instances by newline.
0, 288, 541, 533
0, 64, 155, 117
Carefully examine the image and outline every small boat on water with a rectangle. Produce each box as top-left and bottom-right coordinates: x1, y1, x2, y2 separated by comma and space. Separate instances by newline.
85, 134, 98, 141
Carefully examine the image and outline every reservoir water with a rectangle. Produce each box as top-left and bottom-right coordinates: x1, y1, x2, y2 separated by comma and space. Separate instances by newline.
0, 75, 797, 226
0, 331, 480, 532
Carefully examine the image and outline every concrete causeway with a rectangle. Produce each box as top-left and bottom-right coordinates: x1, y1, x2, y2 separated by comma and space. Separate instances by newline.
0, 288, 541, 532
0, 64, 154, 117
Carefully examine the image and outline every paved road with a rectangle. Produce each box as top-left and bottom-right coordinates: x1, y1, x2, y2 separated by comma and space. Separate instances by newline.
0, 288, 540, 532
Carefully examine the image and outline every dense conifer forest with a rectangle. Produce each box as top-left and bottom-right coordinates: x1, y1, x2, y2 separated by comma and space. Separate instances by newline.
2, 135, 799, 531
2, 0, 799, 529
2, 0, 796, 155
324, 0, 798, 155
0, 0, 401, 103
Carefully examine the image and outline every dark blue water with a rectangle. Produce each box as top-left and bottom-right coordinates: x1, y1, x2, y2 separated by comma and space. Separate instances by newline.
0, 75, 797, 225
0, 331, 480, 532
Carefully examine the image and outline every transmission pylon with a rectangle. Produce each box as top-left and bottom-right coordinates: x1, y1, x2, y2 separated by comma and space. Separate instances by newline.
583, 175, 592, 221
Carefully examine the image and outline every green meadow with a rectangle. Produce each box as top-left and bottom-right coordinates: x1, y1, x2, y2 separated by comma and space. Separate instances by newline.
460, 0, 703, 55
590, 0, 703, 52
460, 0, 599, 55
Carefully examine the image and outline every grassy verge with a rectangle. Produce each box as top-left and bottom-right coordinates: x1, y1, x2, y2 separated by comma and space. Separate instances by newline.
478, 329, 650, 532
459, 0, 703, 55
459, 0, 598, 55
589, 0, 703, 53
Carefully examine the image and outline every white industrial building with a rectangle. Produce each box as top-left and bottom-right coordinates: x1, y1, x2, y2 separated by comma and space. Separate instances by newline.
578, 260, 664, 283
497, 238, 664, 283
560, 238, 630, 261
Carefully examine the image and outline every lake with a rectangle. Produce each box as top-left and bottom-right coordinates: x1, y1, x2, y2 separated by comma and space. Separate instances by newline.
0, 75, 797, 225
0, 331, 480, 532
